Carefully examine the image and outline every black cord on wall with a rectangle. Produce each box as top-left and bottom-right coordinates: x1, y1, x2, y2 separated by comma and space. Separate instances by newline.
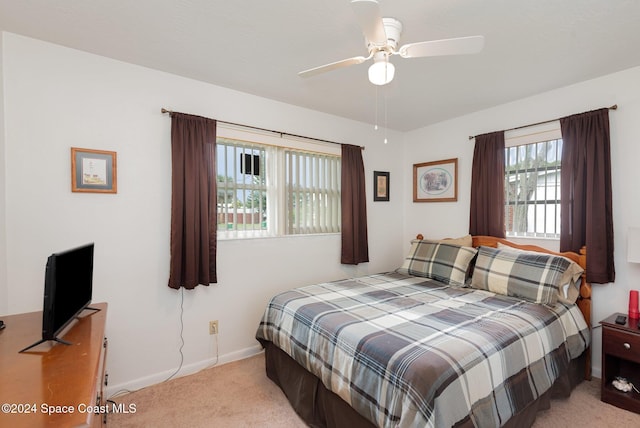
162, 287, 185, 383
106, 287, 186, 403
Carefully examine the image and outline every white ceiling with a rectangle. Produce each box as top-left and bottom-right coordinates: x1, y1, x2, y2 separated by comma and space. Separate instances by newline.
1, 0, 639, 131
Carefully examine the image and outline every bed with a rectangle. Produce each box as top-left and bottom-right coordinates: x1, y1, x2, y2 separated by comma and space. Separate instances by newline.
256, 235, 592, 428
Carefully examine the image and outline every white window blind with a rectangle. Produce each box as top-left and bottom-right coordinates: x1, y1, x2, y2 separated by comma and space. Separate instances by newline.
285, 150, 341, 234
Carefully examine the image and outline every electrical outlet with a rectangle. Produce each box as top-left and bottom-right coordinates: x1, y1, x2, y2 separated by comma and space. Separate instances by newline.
209, 320, 219, 335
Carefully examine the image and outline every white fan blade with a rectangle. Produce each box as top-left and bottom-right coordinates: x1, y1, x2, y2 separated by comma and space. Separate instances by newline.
298, 56, 368, 78
350, 0, 387, 46
398, 35, 485, 58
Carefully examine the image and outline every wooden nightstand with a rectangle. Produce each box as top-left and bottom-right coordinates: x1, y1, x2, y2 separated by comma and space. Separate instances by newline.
600, 313, 640, 414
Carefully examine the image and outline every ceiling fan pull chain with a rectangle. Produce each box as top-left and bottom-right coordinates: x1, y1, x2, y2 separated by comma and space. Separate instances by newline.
375, 86, 379, 130
384, 86, 389, 144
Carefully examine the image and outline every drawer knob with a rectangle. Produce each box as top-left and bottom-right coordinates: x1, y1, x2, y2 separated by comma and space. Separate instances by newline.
623, 342, 631, 350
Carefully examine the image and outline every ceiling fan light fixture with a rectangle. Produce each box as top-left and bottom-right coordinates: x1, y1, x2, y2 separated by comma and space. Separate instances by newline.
368, 53, 395, 85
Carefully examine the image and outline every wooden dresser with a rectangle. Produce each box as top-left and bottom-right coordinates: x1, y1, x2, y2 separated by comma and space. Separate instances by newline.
0, 302, 108, 427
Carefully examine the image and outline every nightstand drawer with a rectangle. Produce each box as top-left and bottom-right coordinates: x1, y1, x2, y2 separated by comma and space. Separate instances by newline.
603, 327, 640, 364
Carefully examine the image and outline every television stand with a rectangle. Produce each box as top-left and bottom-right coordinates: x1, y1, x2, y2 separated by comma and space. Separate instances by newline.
18, 336, 72, 353
18, 305, 102, 353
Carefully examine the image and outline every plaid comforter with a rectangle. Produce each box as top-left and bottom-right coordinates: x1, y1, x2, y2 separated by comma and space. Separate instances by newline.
256, 272, 590, 428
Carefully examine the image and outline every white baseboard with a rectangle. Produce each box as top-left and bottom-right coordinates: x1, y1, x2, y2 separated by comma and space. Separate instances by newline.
105, 344, 264, 398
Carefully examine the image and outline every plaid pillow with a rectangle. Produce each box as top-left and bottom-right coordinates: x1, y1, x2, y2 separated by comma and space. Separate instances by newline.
496, 243, 584, 304
471, 246, 575, 306
397, 241, 478, 286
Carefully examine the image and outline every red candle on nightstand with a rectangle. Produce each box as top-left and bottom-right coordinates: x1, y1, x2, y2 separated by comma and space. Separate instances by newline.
629, 290, 639, 319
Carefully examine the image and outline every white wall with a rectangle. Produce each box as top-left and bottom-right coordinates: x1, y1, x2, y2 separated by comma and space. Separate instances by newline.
403, 66, 640, 378
0, 33, 7, 316
0, 32, 406, 394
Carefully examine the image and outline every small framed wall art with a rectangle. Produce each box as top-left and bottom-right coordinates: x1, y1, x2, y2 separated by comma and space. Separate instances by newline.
413, 158, 457, 202
373, 171, 390, 201
71, 147, 117, 193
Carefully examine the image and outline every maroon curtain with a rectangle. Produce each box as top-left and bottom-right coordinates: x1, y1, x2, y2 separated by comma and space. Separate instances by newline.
469, 131, 506, 237
560, 108, 615, 283
341, 144, 369, 265
168, 112, 217, 289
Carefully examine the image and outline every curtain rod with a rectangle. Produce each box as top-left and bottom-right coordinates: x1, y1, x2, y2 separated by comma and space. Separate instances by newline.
468, 104, 618, 140
161, 108, 364, 150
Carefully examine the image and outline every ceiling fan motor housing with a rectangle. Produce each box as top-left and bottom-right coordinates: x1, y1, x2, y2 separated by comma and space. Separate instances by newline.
366, 17, 403, 52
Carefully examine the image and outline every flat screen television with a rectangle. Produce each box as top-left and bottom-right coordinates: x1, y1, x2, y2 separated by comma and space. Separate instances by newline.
20, 243, 98, 352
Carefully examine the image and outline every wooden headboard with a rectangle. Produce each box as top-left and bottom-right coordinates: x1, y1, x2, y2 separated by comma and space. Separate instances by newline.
416, 234, 592, 379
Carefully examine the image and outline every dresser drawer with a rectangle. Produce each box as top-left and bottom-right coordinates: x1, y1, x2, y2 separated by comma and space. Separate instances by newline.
603, 327, 640, 364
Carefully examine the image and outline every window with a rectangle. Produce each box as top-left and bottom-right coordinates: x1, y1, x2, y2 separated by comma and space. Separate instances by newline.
504, 123, 562, 238
217, 139, 267, 236
216, 126, 341, 239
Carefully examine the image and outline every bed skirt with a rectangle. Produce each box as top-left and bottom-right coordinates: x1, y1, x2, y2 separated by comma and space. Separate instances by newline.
263, 341, 587, 428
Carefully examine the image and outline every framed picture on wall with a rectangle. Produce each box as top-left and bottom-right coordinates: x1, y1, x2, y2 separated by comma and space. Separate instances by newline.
413, 158, 457, 202
373, 171, 390, 201
71, 147, 117, 193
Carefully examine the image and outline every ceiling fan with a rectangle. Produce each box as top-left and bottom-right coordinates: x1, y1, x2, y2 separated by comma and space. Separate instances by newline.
298, 0, 485, 85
